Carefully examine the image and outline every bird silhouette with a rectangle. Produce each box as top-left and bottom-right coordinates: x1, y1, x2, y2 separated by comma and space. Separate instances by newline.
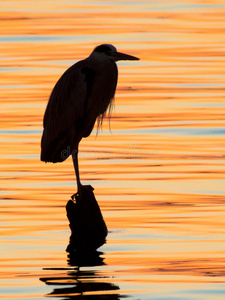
41, 44, 139, 195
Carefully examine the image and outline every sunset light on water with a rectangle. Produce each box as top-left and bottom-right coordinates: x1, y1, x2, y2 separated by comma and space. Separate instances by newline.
1, 1, 225, 299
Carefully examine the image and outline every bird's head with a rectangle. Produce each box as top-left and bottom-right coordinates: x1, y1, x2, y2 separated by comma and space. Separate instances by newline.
89, 44, 139, 62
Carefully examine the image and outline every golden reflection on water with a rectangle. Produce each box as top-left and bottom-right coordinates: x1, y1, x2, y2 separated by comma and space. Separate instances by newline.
1, 0, 225, 299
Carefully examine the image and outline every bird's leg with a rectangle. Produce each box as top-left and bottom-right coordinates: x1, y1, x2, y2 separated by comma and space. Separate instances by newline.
72, 148, 83, 199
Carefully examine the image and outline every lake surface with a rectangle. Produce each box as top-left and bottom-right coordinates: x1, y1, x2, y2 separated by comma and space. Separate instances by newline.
1, 0, 225, 299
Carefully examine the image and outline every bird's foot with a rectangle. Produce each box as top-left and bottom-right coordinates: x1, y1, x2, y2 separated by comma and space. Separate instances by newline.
77, 184, 83, 199
71, 184, 83, 201
71, 192, 78, 201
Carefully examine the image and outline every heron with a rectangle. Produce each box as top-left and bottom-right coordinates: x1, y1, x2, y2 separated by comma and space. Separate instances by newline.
41, 44, 139, 196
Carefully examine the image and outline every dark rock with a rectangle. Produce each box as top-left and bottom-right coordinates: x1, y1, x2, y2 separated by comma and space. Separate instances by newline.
66, 185, 108, 252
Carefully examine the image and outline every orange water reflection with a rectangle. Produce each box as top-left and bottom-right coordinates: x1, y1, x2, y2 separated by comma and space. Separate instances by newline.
1, 0, 225, 299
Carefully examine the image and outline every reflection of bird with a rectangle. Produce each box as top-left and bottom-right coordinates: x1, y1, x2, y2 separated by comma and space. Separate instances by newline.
41, 44, 139, 195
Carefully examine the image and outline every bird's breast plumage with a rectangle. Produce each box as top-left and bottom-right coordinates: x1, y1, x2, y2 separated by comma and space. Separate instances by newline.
85, 60, 118, 115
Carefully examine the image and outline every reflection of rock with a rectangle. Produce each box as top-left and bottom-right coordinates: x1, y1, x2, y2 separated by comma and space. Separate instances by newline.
40, 251, 122, 299
68, 250, 105, 267
46, 281, 120, 299
66, 185, 108, 252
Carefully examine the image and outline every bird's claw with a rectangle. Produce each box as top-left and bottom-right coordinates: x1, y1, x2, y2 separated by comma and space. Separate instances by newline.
71, 185, 83, 201
71, 193, 78, 201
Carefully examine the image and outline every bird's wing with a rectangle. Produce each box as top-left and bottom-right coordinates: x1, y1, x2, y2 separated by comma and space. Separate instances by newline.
43, 61, 89, 134
41, 61, 95, 162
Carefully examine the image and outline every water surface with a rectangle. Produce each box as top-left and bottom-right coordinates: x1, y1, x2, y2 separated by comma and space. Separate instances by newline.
1, 0, 225, 299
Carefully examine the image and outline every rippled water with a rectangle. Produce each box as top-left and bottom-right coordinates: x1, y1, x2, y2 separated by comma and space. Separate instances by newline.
1, 1, 225, 299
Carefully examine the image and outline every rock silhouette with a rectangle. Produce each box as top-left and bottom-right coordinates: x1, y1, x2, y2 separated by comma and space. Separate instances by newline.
66, 185, 108, 252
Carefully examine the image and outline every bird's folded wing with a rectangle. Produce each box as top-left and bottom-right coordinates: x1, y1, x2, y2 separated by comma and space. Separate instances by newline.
43, 61, 88, 139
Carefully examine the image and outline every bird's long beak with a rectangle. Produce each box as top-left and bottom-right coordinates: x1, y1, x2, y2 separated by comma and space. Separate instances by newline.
112, 51, 139, 61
